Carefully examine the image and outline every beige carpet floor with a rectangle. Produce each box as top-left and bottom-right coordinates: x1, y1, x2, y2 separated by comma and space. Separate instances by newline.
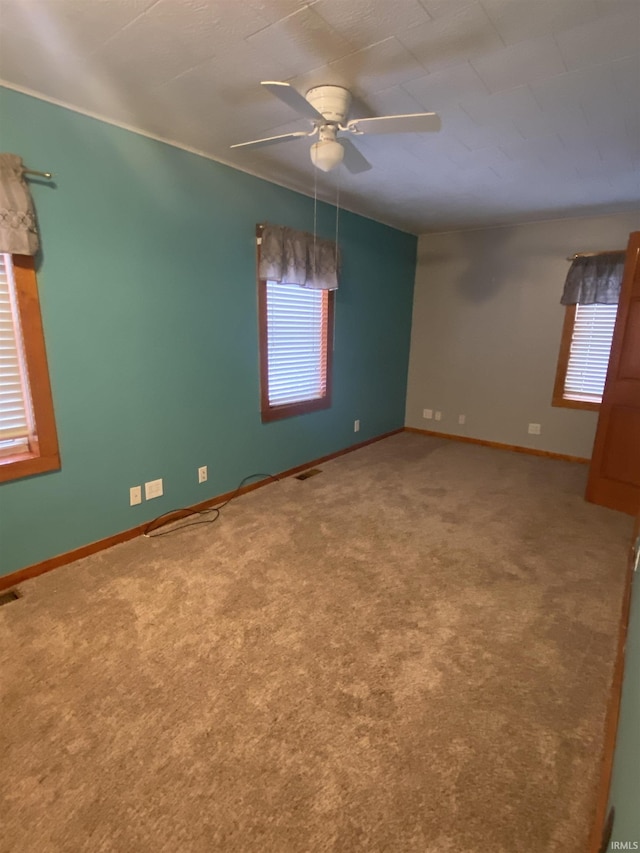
0, 432, 632, 853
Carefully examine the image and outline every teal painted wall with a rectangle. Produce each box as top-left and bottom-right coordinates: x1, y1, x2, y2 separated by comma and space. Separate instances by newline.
608, 546, 640, 849
0, 88, 417, 577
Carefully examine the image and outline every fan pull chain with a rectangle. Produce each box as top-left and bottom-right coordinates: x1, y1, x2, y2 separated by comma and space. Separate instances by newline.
313, 163, 318, 280
335, 166, 341, 270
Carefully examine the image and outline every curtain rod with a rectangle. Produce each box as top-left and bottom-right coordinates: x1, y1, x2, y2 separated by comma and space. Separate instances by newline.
566, 249, 624, 261
23, 167, 53, 179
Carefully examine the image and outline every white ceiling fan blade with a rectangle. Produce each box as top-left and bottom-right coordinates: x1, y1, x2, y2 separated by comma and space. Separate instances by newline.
346, 112, 441, 135
230, 130, 312, 150
340, 138, 372, 174
261, 81, 325, 121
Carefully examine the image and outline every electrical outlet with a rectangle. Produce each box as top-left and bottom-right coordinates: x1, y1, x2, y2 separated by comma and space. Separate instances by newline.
129, 486, 142, 506
435, 411, 442, 421
354, 419, 360, 433
198, 466, 208, 484
528, 423, 541, 435
458, 414, 466, 425
423, 408, 433, 419
145, 478, 163, 500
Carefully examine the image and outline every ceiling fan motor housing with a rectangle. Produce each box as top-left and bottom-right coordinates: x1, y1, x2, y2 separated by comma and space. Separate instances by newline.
306, 85, 352, 124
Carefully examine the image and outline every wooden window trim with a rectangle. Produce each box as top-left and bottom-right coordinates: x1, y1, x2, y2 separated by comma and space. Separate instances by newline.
552, 304, 600, 412
257, 235, 334, 424
0, 255, 60, 482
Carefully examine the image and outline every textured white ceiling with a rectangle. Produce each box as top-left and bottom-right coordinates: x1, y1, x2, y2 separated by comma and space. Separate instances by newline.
0, 0, 638, 234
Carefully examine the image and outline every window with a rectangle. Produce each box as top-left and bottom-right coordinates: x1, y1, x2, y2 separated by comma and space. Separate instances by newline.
258, 278, 334, 422
552, 302, 618, 411
0, 253, 60, 482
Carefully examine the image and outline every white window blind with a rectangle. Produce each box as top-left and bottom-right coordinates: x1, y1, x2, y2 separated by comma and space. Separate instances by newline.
266, 280, 326, 406
564, 302, 618, 403
0, 253, 32, 455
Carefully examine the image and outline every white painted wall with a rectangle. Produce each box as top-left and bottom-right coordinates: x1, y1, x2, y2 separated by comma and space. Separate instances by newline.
405, 213, 640, 459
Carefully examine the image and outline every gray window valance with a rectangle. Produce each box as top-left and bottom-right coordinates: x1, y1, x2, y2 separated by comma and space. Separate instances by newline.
0, 153, 40, 255
561, 251, 625, 305
259, 224, 339, 290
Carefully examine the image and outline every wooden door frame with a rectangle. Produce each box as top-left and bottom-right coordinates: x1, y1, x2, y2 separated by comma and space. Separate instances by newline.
586, 231, 640, 515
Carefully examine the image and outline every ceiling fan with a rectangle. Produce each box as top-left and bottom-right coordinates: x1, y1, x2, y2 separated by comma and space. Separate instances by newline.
230, 82, 441, 174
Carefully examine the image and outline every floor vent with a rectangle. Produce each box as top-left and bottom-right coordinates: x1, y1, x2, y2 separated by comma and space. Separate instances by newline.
296, 468, 322, 480
0, 589, 21, 607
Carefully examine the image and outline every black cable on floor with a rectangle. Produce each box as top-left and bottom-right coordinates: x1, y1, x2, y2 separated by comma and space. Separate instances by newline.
143, 472, 280, 538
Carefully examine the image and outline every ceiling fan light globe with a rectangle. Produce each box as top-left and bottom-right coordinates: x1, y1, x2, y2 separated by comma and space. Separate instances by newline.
310, 139, 344, 172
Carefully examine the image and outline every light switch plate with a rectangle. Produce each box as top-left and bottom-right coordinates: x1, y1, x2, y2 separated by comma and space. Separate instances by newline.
145, 478, 163, 500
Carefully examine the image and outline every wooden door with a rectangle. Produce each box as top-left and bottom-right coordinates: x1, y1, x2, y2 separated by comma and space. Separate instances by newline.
586, 231, 640, 515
